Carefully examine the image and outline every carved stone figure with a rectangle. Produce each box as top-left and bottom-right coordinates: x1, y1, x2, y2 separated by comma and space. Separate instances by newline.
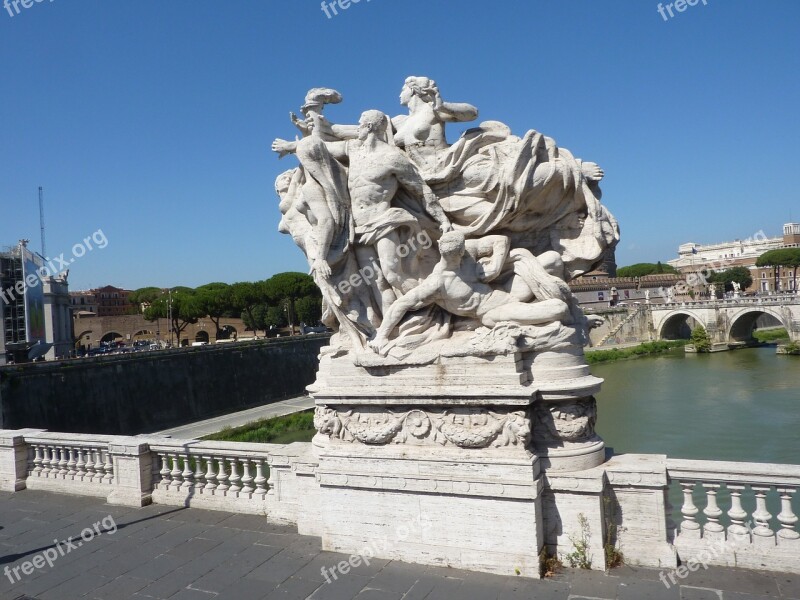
272, 80, 619, 363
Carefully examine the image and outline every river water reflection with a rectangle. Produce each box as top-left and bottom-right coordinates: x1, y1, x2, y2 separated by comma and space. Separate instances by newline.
594, 347, 800, 464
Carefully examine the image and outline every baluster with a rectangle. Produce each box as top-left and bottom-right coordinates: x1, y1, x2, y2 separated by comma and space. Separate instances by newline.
679, 481, 701, 538
203, 456, 217, 492
103, 448, 113, 482
702, 484, 725, 538
170, 454, 183, 490
94, 447, 104, 482
75, 448, 87, 480
240, 459, 254, 495
181, 454, 194, 489
83, 449, 95, 482
58, 447, 69, 476
253, 459, 267, 498
228, 459, 242, 494
67, 448, 78, 477
32, 445, 43, 476
94, 449, 106, 482
216, 458, 229, 493
776, 487, 799, 542
159, 454, 171, 489
41, 446, 52, 477
751, 486, 775, 545
194, 456, 206, 491
727, 485, 750, 541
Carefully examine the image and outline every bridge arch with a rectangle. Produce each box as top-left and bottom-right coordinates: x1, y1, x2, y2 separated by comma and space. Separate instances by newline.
658, 311, 704, 340
727, 308, 791, 343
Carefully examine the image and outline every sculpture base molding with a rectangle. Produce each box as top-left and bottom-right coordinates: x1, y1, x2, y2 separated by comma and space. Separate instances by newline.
313, 441, 545, 578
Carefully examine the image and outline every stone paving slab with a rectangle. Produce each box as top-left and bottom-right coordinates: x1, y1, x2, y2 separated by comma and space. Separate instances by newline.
1, 491, 798, 600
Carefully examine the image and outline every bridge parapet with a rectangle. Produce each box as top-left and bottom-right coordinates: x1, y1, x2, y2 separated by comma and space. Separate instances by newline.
2, 428, 799, 576
668, 458, 800, 572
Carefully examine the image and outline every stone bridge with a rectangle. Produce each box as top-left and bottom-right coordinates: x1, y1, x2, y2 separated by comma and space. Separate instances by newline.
650, 295, 800, 344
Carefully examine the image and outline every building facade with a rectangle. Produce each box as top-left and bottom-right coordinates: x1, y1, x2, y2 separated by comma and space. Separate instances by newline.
668, 223, 800, 293
1, 241, 72, 364
70, 286, 133, 317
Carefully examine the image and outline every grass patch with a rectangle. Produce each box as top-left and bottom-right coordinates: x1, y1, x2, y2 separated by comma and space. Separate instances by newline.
202, 410, 316, 444
753, 328, 789, 343
586, 340, 687, 365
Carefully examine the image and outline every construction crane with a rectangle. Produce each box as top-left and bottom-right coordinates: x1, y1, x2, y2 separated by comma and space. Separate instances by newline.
38, 186, 46, 258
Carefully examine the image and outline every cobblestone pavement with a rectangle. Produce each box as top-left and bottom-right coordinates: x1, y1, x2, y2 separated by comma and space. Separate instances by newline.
1, 491, 797, 600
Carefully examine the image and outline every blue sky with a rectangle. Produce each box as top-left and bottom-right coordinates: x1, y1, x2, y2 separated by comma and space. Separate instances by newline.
1, 0, 798, 290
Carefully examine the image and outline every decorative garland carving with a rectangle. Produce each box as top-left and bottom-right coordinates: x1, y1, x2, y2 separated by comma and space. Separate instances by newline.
532, 398, 597, 443
314, 406, 530, 449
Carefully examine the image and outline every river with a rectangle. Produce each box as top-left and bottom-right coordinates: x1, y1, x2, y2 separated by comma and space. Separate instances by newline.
593, 347, 800, 464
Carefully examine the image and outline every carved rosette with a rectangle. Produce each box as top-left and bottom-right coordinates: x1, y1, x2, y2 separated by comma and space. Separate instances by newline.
532, 398, 597, 445
314, 406, 530, 449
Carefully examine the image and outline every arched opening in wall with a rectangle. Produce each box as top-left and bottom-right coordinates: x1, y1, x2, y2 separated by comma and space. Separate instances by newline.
660, 313, 700, 340
100, 332, 124, 345
195, 331, 210, 344
729, 311, 787, 343
133, 330, 154, 342
76, 330, 93, 351
218, 325, 237, 340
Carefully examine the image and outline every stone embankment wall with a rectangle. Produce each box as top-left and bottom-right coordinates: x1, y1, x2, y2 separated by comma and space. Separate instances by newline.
587, 307, 654, 348
0, 336, 329, 435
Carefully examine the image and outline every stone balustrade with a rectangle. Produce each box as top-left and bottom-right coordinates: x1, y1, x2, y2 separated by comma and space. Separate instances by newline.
148, 439, 273, 515
0, 429, 314, 526
24, 432, 117, 497
662, 294, 799, 308
667, 458, 800, 572
3, 429, 800, 576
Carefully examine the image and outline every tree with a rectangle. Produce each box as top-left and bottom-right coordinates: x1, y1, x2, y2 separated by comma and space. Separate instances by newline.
128, 287, 163, 313
617, 263, 679, 278
295, 295, 323, 324
229, 281, 265, 331
757, 248, 800, 293
196, 283, 233, 337
263, 273, 320, 333
690, 326, 711, 353
143, 288, 204, 347
708, 267, 753, 293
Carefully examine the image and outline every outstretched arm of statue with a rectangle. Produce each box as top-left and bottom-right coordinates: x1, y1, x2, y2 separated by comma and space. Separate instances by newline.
290, 112, 311, 137
392, 155, 452, 232
369, 275, 441, 356
272, 138, 299, 158
466, 235, 510, 283
433, 89, 479, 123
330, 124, 360, 140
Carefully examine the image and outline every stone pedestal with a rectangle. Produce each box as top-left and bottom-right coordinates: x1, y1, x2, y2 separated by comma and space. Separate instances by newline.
309, 346, 606, 578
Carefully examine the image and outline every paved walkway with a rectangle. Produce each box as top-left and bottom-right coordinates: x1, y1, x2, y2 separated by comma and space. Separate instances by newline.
0, 491, 797, 600
153, 396, 314, 439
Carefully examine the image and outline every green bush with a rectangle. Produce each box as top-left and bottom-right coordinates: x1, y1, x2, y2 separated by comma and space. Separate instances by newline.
586, 340, 686, 365
203, 410, 316, 444
690, 326, 711, 353
753, 328, 789, 343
